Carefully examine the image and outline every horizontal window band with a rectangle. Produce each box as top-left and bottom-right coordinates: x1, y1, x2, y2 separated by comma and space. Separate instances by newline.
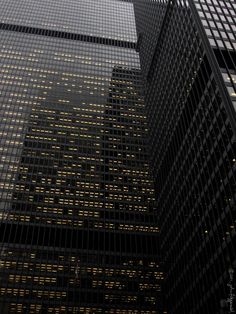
0, 23, 136, 49
0, 222, 158, 254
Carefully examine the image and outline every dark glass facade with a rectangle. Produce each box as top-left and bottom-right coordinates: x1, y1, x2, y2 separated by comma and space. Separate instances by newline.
134, 0, 236, 313
0, 1, 164, 313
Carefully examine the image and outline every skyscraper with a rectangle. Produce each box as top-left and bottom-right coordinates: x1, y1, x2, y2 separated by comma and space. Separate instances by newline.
134, 0, 236, 313
0, 0, 164, 313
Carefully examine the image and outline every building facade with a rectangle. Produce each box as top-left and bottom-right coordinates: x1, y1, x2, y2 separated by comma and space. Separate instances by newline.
0, 0, 164, 313
134, 0, 236, 313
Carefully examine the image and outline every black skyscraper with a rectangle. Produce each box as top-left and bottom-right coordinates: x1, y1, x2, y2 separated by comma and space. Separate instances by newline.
134, 0, 236, 313
0, 0, 164, 313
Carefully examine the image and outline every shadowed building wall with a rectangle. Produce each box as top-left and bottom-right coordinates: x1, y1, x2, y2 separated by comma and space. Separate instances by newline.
134, 0, 236, 313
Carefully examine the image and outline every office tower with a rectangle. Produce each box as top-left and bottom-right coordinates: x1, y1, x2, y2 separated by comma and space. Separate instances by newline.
0, 0, 164, 313
134, 0, 236, 313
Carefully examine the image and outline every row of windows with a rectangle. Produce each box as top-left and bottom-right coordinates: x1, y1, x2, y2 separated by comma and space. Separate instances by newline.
0, 23, 136, 49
